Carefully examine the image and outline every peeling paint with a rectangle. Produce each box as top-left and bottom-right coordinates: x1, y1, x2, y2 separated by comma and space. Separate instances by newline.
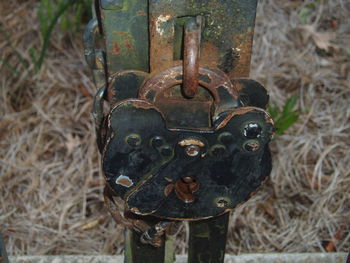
116, 175, 134, 187
155, 14, 171, 36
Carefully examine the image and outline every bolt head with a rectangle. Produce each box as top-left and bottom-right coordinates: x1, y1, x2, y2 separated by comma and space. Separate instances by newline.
244, 123, 262, 139
151, 136, 164, 148
243, 140, 260, 152
126, 134, 141, 147
160, 146, 172, 157
185, 145, 200, 157
219, 132, 233, 144
210, 144, 226, 157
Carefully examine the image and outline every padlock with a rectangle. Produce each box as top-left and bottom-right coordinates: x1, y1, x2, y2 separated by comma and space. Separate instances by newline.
86, 0, 274, 255
97, 64, 273, 220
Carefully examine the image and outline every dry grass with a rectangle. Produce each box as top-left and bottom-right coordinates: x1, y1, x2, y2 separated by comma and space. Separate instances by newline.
1, 0, 349, 256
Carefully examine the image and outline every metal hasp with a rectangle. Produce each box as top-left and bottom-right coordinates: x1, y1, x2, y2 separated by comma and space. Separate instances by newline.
84, 1, 273, 263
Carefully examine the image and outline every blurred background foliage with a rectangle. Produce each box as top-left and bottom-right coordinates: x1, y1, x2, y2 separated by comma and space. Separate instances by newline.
32, 0, 92, 70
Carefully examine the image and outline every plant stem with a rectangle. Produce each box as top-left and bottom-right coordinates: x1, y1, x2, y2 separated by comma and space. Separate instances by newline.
35, 0, 75, 71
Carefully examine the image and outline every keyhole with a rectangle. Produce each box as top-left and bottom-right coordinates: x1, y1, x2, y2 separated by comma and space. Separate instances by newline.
174, 177, 199, 203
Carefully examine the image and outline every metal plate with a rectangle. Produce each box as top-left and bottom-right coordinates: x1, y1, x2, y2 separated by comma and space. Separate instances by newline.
102, 99, 273, 220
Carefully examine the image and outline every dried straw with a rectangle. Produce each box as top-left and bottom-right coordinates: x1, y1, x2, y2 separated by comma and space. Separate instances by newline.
0, 0, 349, 255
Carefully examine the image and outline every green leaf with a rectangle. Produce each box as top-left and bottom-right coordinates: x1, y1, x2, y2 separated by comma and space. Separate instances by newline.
35, 0, 75, 71
299, 7, 312, 24
275, 113, 299, 135
346, 47, 350, 56
268, 105, 280, 119
33, 0, 94, 71
268, 95, 300, 135
282, 95, 298, 116
299, 1, 320, 25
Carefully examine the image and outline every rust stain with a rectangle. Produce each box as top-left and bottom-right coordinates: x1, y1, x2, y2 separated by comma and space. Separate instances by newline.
229, 30, 254, 78
125, 43, 133, 50
112, 41, 120, 54
136, 11, 146, 16
133, 100, 158, 110
200, 42, 220, 68
174, 177, 199, 203
107, 85, 116, 103
231, 79, 244, 92
164, 184, 174, 196
178, 139, 205, 147
183, 17, 201, 98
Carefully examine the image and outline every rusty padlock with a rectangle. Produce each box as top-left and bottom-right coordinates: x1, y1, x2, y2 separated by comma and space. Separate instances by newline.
85, 0, 273, 260
98, 63, 273, 221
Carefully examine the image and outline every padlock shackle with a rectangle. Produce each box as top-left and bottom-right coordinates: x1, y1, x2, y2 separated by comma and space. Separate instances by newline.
183, 16, 202, 98
139, 65, 239, 109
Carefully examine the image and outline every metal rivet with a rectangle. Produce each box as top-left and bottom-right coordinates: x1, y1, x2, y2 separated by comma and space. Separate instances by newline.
185, 145, 200, 157
243, 140, 260, 152
125, 134, 141, 147
243, 123, 262, 139
215, 197, 230, 208
151, 136, 164, 148
210, 144, 226, 157
160, 146, 172, 157
218, 132, 233, 144
217, 200, 228, 208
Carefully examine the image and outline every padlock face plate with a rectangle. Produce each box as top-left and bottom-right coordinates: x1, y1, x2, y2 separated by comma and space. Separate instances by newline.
102, 99, 273, 220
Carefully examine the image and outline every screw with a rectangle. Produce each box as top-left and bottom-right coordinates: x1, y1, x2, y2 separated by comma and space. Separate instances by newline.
185, 145, 200, 157
243, 140, 260, 152
244, 123, 262, 139
219, 132, 233, 144
210, 144, 226, 157
126, 134, 141, 147
160, 146, 172, 157
151, 136, 164, 148
216, 198, 229, 208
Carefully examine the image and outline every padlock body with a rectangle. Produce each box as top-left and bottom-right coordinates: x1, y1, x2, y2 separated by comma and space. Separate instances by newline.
101, 70, 273, 220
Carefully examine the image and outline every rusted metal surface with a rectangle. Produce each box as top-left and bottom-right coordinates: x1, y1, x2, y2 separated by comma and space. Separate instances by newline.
100, 98, 273, 219
149, 0, 258, 77
83, 18, 106, 89
188, 213, 229, 263
183, 16, 202, 98
98, 0, 149, 75
174, 177, 199, 203
138, 65, 240, 130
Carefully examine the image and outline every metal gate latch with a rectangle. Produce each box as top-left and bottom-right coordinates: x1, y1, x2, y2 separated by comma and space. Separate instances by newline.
84, 0, 273, 262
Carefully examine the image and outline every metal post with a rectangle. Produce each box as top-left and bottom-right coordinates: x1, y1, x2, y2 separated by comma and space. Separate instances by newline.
124, 229, 165, 263
0, 233, 9, 263
188, 213, 230, 263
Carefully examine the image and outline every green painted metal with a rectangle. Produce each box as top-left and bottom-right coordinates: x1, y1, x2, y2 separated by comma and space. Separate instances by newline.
188, 213, 230, 263
0, 232, 9, 263
99, 0, 150, 74
124, 229, 165, 263
164, 234, 176, 263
